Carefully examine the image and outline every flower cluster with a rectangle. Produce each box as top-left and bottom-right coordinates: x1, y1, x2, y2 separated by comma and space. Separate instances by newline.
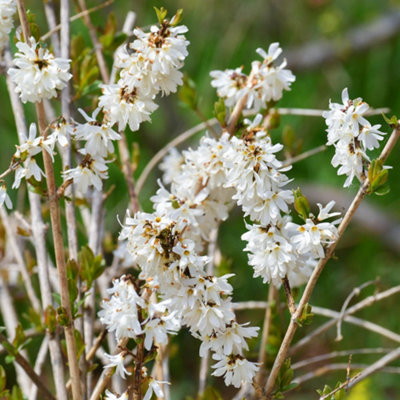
323, 88, 387, 187
0, 0, 16, 51
99, 18, 189, 132
211, 42, 295, 112
11, 123, 54, 189
8, 37, 72, 103
110, 208, 261, 389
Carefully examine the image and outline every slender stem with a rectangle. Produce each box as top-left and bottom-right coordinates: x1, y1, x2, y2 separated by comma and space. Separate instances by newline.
4, 45, 68, 400
43, 0, 60, 56
292, 347, 393, 370
346, 347, 400, 390
0, 332, 56, 400
89, 337, 129, 400
336, 279, 378, 341
0, 208, 42, 313
41, 0, 114, 41
118, 136, 140, 213
29, 336, 50, 400
256, 285, 276, 386
36, 101, 83, 400
282, 145, 326, 168
76, 0, 110, 83
263, 126, 400, 398
282, 276, 296, 315
290, 284, 400, 355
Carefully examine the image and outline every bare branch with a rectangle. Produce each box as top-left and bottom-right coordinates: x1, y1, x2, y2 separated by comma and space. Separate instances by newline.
0, 331, 55, 400
336, 279, 379, 342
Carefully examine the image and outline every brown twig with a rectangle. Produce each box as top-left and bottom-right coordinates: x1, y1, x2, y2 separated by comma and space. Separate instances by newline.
0, 332, 56, 400
41, 0, 114, 42
282, 276, 296, 315
4, 45, 69, 400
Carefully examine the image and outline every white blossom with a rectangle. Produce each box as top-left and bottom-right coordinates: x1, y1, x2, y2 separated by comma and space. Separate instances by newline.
0, 184, 12, 209
210, 67, 247, 107
63, 152, 108, 194
99, 84, 158, 132
8, 36, 72, 103
211, 353, 259, 388
0, 0, 16, 51
104, 390, 128, 400
98, 275, 145, 341
104, 352, 131, 380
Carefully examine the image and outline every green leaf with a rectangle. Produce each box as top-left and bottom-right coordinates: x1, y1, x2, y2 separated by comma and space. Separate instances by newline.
44, 305, 57, 334
382, 113, 398, 128
0, 366, 6, 392
170, 9, 184, 26
179, 75, 198, 110
56, 306, 69, 327
214, 98, 227, 127
12, 325, 25, 349
74, 329, 85, 360
367, 159, 390, 195
297, 303, 314, 327
154, 6, 168, 24
11, 386, 23, 400
293, 188, 310, 221
79, 245, 105, 290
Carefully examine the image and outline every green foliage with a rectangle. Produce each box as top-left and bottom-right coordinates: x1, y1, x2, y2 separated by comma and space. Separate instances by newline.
25, 11, 41, 42
367, 159, 390, 195
154, 6, 168, 24
186, 386, 223, 400
317, 381, 346, 399
44, 305, 57, 334
273, 358, 298, 398
179, 75, 198, 110
78, 245, 105, 291
71, 34, 100, 99
214, 98, 226, 127
293, 188, 310, 221
297, 303, 314, 327
99, 12, 128, 55
282, 125, 302, 156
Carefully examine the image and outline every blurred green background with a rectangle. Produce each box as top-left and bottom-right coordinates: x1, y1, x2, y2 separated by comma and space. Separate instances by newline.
2, 0, 400, 398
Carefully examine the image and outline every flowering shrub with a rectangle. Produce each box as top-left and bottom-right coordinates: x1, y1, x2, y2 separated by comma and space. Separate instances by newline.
0, 2, 399, 400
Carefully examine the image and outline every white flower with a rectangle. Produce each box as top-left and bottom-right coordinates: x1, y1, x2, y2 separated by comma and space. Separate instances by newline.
117, 23, 189, 97
99, 84, 158, 132
63, 153, 108, 193
286, 218, 339, 259
143, 313, 180, 351
0, 184, 12, 209
242, 44, 295, 111
210, 67, 247, 107
211, 353, 259, 388
159, 148, 184, 185
242, 223, 296, 286
104, 390, 128, 400
199, 322, 259, 357
323, 89, 386, 188
143, 377, 167, 400
46, 118, 74, 148
316, 200, 341, 222
73, 108, 121, 157
8, 36, 72, 103
98, 275, 145, 341
358, 123, 386, 151
0, 0, 16, 51
104, 352, 131, 380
